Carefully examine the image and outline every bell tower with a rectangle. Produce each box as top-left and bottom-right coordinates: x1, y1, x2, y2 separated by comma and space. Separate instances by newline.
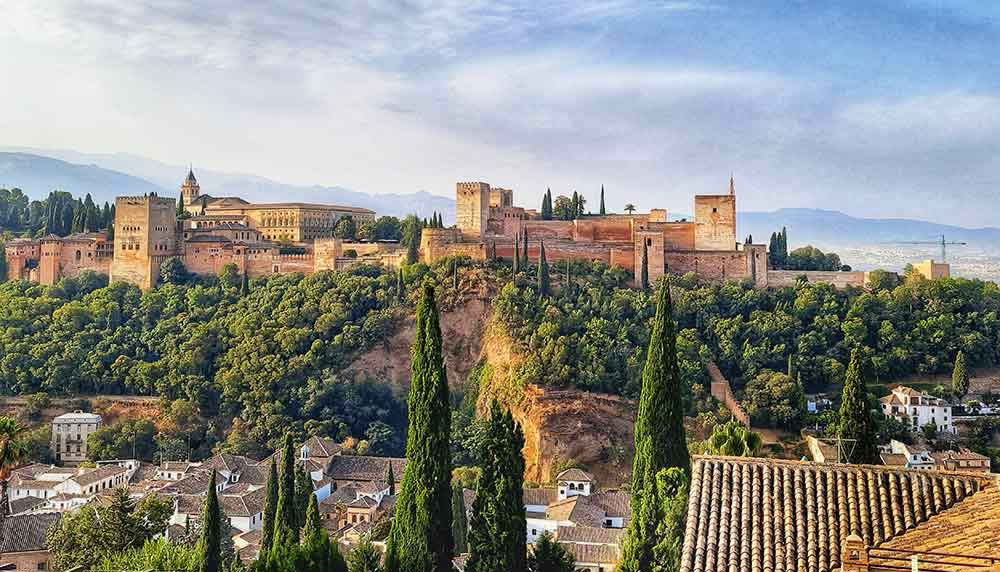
180, 168, 201, 210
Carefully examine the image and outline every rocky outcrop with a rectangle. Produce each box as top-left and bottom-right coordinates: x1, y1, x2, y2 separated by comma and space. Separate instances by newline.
508, 385, 636, 486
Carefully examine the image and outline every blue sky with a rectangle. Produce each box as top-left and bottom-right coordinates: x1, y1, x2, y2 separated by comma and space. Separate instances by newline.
1, 1, 998, 225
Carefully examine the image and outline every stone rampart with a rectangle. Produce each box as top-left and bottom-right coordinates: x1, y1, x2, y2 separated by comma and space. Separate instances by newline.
767, 270, 867, 289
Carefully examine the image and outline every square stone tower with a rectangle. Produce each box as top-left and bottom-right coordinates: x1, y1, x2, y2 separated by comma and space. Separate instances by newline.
110, 195, 179, 289
694, 178, 737, 251
456, 182, 491, 239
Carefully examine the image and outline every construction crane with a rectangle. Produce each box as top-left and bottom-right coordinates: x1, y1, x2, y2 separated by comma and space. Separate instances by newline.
891, 234, 967, 263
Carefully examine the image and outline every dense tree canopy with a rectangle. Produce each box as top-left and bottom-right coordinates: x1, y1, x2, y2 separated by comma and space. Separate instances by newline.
0, 265, 406, 452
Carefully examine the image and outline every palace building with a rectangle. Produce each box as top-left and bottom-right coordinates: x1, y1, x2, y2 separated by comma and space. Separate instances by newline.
5, 170, 389, 289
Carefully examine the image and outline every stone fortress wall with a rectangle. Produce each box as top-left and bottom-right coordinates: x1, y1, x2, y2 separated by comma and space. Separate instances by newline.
429, 178, 770, 287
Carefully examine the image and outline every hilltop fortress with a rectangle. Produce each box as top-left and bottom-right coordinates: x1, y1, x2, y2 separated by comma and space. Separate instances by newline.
5, 172, 913, 290
5, 170, 384, 289
421, 178, 876, 288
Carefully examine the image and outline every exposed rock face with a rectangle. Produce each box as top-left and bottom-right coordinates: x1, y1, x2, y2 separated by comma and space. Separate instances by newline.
509, 385, 636, 486
345, 298, 491, 389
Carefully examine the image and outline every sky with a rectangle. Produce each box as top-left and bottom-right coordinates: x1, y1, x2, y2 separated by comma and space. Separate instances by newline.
1, 1, 998, 225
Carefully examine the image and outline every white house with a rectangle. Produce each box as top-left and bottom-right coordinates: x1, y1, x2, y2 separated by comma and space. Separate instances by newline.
879, 386, 955, 434
50, 411, 102, 464
880, 440, 935, 470
556, 468, 594, 500
8, 464, 130, 509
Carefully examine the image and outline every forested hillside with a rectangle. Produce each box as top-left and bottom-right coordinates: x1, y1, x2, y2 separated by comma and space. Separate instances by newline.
2, 257, 999, 463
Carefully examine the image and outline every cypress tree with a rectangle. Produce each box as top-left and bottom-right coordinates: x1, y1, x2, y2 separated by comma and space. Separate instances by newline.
301, 494, 347, 572
640, 242, 649, 290
385, 285, 453, 572
538, 241, 550, 297
619, 278, 689, 572
953, 350, 970, 397
571, 192, 579, 220
294, 465, 313, 529
451, 483, 468, 555
274, 434, 299, 545
453, 260, 460, 290
837, 349, 878, 464
465, 402, 526, 572
521, 228, 529, 269
528, 531, 574, 572
260, 459, 279, 554
240, 271, 250, 296
349, 539, 383, 572
565, 260, 571, 289
513, 233, 521, 278
407, 226, 421, 265
780, 226, 788, 261
198, 472, 222, 572
385, 461, 396, 496
599, 185, 606, 215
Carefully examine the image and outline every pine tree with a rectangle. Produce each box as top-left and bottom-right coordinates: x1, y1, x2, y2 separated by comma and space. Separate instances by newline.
599, 185, 606, 216
295, 466, 313, 529
451, 483, 468, 555
528, 532, 574, 572
384, 285, 454, 572
274, 434, 299, 545
385, 461, 396, 496
640, 242, 649, 290
837, 349, 878, 464
952, 350, 970, 397
260, 459, 279, 554
198, 472, 222, 572
619, 278, 689, 572
465, 402, 526, 572
537, 241, 550, 297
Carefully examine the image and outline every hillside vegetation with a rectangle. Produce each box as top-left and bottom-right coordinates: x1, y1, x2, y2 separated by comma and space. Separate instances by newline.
1, 257, 999, 462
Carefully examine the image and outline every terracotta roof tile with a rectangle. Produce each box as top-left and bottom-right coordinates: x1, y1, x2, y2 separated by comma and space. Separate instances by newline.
679, 456, 991, 572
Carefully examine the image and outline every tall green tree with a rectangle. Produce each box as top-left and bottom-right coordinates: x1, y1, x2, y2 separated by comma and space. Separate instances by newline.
953, 350, 970, 397
521, 228, 529, 270
385, 285, 454, 572
640, 242, 649, 290
513, 233, 521, 278
0, 417, 28, 522
451, 484, 468, 555
349, 539, 383, 572
397, 268, 406, 303
619, 278, 689, 572
274, 433, 299, 544
541, 189, 553, 220
198, 472, 223, 572
837, 349, 878, 464
528, 532, 573, 572
301, 494, 347, 572
295, 465, 314, 529
385, 462, 396, 496
465, 402, 526, 572
260, 459, 279, 554
571, 192, 579, 220
650, 468, 689, 570
537, 241, 550, 297
599, 185, 606, 215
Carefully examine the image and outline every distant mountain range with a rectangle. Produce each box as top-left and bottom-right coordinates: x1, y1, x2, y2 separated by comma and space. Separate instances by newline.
3, 148, 1000, 254
0, 149, 455, 221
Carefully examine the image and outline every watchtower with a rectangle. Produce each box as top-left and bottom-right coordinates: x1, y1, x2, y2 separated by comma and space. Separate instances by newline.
109, 195, 179, 289
180, 169, 201, 211
456, 182, 490, 239
694, 176, 737, 251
